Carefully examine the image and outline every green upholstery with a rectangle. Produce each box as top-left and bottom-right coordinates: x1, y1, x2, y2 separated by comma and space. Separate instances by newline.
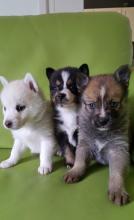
0, 12, 134, 219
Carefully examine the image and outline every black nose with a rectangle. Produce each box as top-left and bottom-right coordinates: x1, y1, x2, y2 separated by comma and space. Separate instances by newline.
5, 120, 13, 128
98, 116, 109, 126
59, 93, 66, 100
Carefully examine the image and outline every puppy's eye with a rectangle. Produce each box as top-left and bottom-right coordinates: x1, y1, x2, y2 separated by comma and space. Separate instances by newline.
110, 101, 120, 109
16, 105, 26, 112
67, 80, 74, 90
83, 100, 96, 109
4, 106, 6, 111
51, 85, 60, 91
85, 102, 96, 109
51, 85, 56, 91
52, 86, 57, 90
69, 84, 73, 90
88, 102, 96, 109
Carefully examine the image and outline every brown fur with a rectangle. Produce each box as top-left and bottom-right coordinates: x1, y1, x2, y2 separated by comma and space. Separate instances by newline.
84, 75, 123, 102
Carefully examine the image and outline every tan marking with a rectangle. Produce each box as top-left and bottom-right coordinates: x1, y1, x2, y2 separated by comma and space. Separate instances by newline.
56, 80, 61, 86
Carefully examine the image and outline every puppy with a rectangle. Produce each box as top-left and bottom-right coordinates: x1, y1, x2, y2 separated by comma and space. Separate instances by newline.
0, 73, 56, 175
64, 65, 131, 205
46, 64, 89, 166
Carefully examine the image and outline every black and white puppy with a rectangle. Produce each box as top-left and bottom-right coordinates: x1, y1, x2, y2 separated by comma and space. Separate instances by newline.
46, 64, 89, 166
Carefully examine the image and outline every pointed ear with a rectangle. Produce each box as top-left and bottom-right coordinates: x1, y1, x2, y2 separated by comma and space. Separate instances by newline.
114, 65, 131, 86
79, 64, 89, 76
77, 73, 89, 93
46, 67, 55, 80
0, 76, 8, 87
24, 73, 38, 93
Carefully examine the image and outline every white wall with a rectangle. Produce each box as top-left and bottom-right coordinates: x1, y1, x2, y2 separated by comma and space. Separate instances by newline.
49, 0, 83, 13
0, 0, 48, 15
0, 0, 83, 15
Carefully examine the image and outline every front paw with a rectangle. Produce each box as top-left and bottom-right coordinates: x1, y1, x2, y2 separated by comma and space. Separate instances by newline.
56, 150, 62, 157
38, 165, 52, 175
0, 159, 15, 168
64, 168, 83, 183
108, 188, 130, 205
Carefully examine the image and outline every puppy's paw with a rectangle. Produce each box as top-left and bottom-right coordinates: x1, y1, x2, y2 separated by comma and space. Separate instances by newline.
56, 150, 62, 157
64, 168, 82, 183
108, 189, 130, 206
66, 164, 71, 169
0, 159, 15, 168
38, 165, 52, 175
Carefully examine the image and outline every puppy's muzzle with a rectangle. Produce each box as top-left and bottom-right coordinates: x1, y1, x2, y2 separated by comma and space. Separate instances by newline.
5, 120, 13, 129
95, 115, 111, 128
56, 93, 68, 104
59, 93, 66, 100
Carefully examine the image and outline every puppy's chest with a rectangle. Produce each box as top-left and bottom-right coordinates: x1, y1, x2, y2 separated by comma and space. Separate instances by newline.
56, 106, 78, 146
90, 138, 108, 164
94, 139, 107, 151
13, 128, 41, 153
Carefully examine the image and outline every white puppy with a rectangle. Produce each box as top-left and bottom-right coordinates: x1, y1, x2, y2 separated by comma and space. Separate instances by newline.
0, 73, 56, 175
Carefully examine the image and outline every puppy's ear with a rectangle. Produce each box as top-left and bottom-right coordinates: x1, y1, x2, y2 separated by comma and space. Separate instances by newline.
24, 73, 38, 93
114, 65, 131, 86
79, 64, 89, 77
0, 76, 8, 87
77, 64, 89, 92
46, 67, 55, 80
76, 73, 89, 93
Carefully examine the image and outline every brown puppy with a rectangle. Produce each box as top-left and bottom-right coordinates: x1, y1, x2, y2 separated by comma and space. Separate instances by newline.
64, 65, 131, 206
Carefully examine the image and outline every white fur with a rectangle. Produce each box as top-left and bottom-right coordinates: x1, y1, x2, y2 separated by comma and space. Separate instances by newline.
100, 86, 106, 117
62, 71, 69, 89
95, 140, 107, 151
61, 71, 70, 98
57, 104, 78, 146
97, 127, 108, 131
0, 74, 56, 175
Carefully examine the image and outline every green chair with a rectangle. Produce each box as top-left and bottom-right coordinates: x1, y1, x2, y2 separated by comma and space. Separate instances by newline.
0, 12, 133, 220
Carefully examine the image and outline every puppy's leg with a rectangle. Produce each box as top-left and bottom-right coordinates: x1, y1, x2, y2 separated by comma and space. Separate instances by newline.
64, 142, 89, 183
38, 138, 54, 175
56, 131, 74, 166
0, 139, 25, 168
107, 148, 129, 205
64, 145, 75, 168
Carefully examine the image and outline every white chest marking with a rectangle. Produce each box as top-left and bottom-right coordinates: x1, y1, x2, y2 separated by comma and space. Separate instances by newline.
12, 128, 41, 153
57, 105, 77, 146
95, 140, 107, 151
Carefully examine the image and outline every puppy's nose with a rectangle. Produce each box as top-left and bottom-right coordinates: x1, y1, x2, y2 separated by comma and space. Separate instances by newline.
5, 120, 13, 128
59, 93, 66, 100
98, 116, 109, 126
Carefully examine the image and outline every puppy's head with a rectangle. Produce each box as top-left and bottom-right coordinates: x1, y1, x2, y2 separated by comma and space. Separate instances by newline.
79, 65, 131, 131
46, 64, 89, 106
0, 73, 44, 130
